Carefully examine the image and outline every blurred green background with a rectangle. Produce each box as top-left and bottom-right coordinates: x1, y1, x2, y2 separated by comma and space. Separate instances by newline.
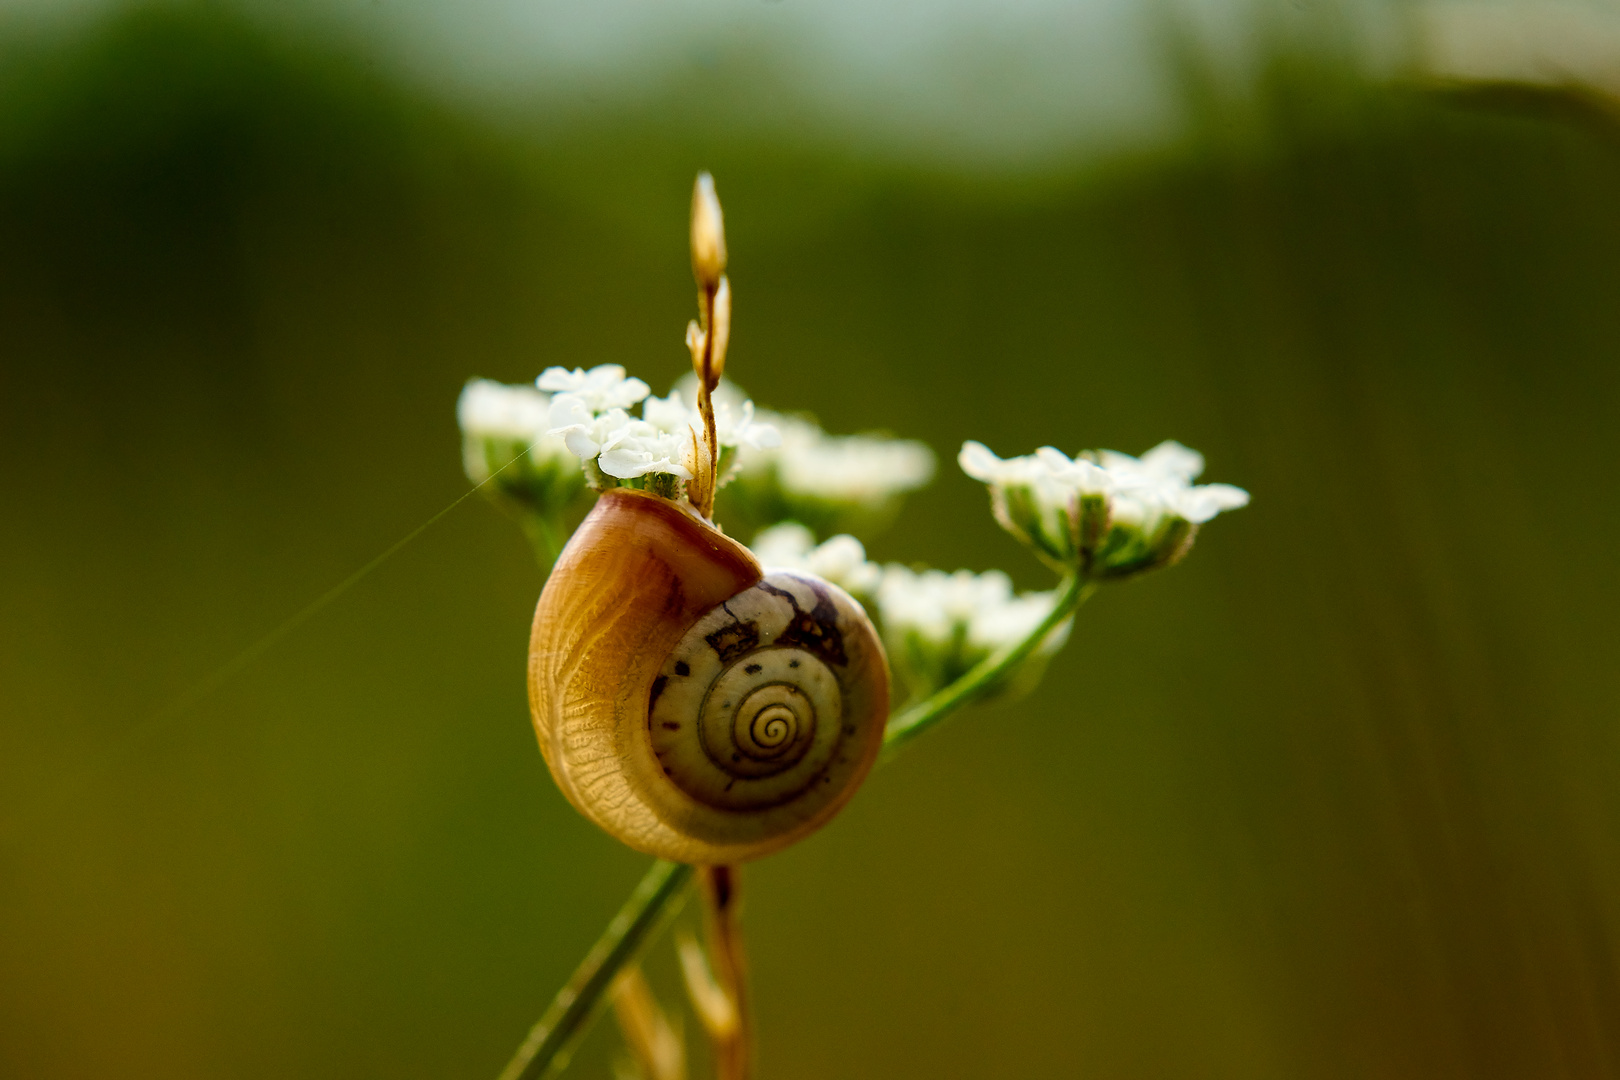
3, 3, 1619, 1077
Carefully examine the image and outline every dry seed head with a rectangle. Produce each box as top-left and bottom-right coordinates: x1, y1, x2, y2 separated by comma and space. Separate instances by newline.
685, 319, 707, 373
708, 276, 731, 387
690, 173, 727, 290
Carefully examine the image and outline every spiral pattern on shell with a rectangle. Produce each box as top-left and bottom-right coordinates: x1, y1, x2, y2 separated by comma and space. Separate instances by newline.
528, 489, 889, 864
649, 571, 868, 815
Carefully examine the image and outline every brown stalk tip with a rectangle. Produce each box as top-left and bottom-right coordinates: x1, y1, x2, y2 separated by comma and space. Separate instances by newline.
691, 172, 727, 290
686, 319, 707, 373
708, 277, 731, 387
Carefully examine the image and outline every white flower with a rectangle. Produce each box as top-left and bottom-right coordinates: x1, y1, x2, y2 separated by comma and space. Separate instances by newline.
968, 589, 1070, 654
1090, 441, 1250, 526
718, 399, 781, 451
749, 521, 817, 564
664, 380, 929, 530
547, 396, 633, 460
456, 378, 588, 526
642, 391, 695, 436
643, 391, 781, 452
877, 566, 1001, 642
776, 427, 934, 502
806, 535, 882, 595
958, 441, 1090, 569
1033, 446, 1112, 495
1100, 440, 1205, 484
960, 440, 1040, 488
875, 564, 1069, 699
738, 414, 939, 511
538, 370, 781, 493
536, 364, 650, 412
457, 378, 553, 441
750, 523, 882, 596
597, 419, 694, 480
960, 438, 1249, 579
878, 566, 1060, 647
457, 378, 576, 474
1171, 483, 1250, 524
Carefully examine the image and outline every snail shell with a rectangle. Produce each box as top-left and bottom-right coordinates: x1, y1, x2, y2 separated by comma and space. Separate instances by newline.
528, 488, 889, 864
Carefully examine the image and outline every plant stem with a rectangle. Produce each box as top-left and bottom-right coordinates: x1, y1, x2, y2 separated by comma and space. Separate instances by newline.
610, 964, 687, 1080
520, 514, 563, 575
882, 574, 1092, 755
498, 574, 1093, 1080
699, 865, 752, 1080
696, 283, 720, 519
496, 860, 694, 1080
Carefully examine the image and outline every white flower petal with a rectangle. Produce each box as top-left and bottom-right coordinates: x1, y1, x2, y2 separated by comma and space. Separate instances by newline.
1071, 459, 1112, 494
537, 364, 648, 412
768, 425, 934, 502
546, 393, 593, 433
739, 422, 780, 450
597, 448, 651, 478
1173, 483, 1250, 523
1139, 440, 1206, 482
457, 379, 551, 440
562, 428, 604, 459
718, 399, 781, 450
750, 523, 816, 565
959, 441, 1004, 482
537, 366, 596, 393
968, 589, 1067, 652
643, 391, 696, 434
750, 525, 881, 596
603, 376, 652, 410
1034, 446, 1073, 471
805, 535, 880, 594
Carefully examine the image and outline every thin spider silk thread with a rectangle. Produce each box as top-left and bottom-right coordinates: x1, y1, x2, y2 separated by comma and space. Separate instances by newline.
0, 446, 536, 843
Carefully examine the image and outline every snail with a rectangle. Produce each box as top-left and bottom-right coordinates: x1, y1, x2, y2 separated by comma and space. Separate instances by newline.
527, 173, 890, 864
527, 487, 890, 864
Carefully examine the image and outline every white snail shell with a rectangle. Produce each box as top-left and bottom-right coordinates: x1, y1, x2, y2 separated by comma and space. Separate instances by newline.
528, 488, 889, 864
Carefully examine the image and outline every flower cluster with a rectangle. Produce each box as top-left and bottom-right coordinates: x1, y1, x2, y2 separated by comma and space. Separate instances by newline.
875, 565, 1070, 701
542, 365, 779, 496
959, 439, 1249, 580
749, 522, 883, 597
457, 379, 589, 537
749, 523, 1068, 703
461, 369, 1250, 708
724, 409, 936, 537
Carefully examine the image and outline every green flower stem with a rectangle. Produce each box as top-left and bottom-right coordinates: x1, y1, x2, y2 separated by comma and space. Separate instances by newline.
882, 574, 1093, 756
496, 860, 694, 1080
498, 573, 1093, 1080
519, 514, 564, 575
